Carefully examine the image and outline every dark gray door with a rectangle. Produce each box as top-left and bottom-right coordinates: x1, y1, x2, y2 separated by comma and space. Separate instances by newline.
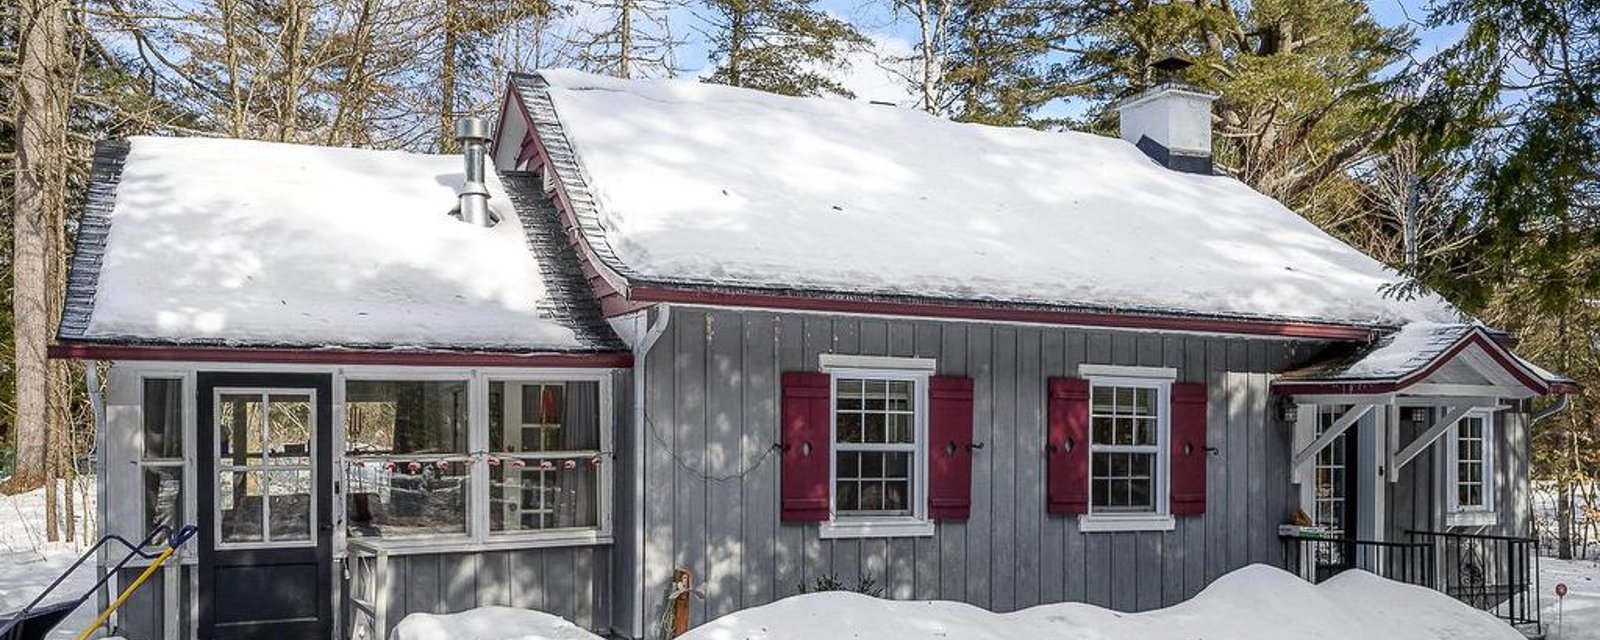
197, 372, 333, 640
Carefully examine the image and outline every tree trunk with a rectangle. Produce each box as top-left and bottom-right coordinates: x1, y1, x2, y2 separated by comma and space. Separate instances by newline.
12, 0, 70, 490
440, 0, 459, 153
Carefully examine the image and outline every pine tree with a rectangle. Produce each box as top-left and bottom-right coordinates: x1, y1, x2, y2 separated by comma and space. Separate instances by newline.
1053, 0, 1411, 214
941, 0, 1055, 125
699, 0, 868, 97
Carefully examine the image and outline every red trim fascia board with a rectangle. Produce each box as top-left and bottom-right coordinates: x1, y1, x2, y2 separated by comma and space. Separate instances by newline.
48, 343, 633, 368
1272, 330, 1561, 396
510, 89, 637, 308
628, 285, 1378, 341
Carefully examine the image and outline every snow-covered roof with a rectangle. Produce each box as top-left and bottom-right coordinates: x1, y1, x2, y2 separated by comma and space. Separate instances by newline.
515, 70, 1462, 328
1276, 322, 1573, 395
60, 137, 622, 353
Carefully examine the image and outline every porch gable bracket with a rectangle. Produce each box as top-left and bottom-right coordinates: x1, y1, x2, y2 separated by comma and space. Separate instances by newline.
1389, 404, 1477, 480
1291, 402, 1376, 475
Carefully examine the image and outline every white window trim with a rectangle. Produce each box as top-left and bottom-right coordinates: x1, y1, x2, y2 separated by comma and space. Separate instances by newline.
1080, 369, 1175, 534
341, 369, 617, 552
820, 357, 936, 539
1444, 410, 1497, 527
132, 372, 198, 565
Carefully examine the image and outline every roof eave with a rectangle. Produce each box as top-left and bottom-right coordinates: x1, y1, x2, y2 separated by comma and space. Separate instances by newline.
48, 340, 633, 368
1272, 328, 1572, 396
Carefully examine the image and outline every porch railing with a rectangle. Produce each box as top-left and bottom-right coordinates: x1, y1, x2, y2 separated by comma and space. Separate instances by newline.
346, 539, 391, 640
1281, 535, 1435, 587
1406, 530, 1541, 633
1281, 531, 1541, 636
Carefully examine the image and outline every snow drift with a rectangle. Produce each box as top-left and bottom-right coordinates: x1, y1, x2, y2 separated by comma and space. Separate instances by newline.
389, 564, 1520, 640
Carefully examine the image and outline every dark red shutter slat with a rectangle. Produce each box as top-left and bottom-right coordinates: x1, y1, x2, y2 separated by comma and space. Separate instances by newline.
928, 376, 975, 520
1047, 377, 1091, 516
781, 372, 832, 522
1170, 382, 1209, 516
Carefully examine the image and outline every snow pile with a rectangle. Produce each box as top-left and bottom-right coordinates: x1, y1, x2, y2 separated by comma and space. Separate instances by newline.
1543, 556, 1600, 640
1338, 321, 1475, 379
390, 607, 602, 640
86, 137, 586, 351
682, 564, 1520, 640
0, 482, 100, 638
537, 70, 1460, 327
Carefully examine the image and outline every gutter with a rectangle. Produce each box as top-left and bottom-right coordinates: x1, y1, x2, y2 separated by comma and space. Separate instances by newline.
631, 304, 671, 639
86, 362, 112, 631
1531, 393, 1570, 425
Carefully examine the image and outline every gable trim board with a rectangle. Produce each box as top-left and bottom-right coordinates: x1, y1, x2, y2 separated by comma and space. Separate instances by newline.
1273, 327, 1573, 396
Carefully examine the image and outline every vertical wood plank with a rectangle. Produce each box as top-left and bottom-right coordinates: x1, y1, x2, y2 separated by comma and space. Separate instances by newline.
964, 325, 994, 608
990, 326, 1018, 611
705, 310, 744, 618
1038, 328, 1067, 605
939, 323, 969, 601
742, 314, 779, 608
774, 314, 806, 599
1013, 327, 1044, 610
673, 310, 710, 623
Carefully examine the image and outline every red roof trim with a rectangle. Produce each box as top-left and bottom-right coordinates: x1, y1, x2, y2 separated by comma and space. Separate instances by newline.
629, 285, 1378, 340
48, 343, 633, 368
1272, 330, 1564, 396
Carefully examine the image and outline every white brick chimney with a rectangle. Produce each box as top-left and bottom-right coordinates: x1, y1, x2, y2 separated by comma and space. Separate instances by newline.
1116, 58, 1219, 174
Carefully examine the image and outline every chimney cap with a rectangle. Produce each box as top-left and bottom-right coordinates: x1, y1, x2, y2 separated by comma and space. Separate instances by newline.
454, 116, 490, 143
1151, 56, 1193, 75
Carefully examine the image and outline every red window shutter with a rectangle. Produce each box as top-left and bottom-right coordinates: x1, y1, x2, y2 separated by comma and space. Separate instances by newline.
1170, 382, 1209, 516
781, 372, 832, 522
928, 376, 975, 520
1047, 377, 1090, 516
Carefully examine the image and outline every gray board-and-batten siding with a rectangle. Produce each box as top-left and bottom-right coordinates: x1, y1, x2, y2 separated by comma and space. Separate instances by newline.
611, 305, 1330, 638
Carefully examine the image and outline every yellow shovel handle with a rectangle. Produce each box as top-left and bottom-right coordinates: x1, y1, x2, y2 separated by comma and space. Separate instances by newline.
76, 544, 179, 640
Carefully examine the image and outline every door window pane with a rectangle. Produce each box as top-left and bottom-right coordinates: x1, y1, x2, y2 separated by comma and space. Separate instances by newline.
219, 470, 264, 543
218, 394, 266, 465
268, 395, 313, 465
267, 469, 313, 542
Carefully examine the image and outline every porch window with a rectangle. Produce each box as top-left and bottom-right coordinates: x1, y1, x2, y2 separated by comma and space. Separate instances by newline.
487, 381, 602, 533
1448, 412, 1496, 518
1088, 380, 1167, 514
141, 378, 185, 533
343, 380, 470, 538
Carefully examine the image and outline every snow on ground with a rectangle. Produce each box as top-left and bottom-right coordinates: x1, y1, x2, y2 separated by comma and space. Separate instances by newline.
1544, 556, 1600, 640
681, 565, 1518, 640
394, 564, 1520, 640
391, 606, 603, 640
537, 70, 1460, 327
0, 481, 100, 638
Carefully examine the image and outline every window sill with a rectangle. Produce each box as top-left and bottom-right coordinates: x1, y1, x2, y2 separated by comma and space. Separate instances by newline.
819, 518, 935, 539
1079, 514, 1176, 533
1445, 510, 1498, 528
344, 530, 611, 557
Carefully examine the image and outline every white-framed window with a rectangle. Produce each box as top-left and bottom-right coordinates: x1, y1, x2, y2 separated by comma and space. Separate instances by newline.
140, 377, 186, 534
1311, 405, 1351, 536
339, 371, 613, 550
1446, 410, 1497, 526
820, 355, 933, 539
1080, 364, 1175, 532
343, 379, 471, 539
486, 380, 603, 534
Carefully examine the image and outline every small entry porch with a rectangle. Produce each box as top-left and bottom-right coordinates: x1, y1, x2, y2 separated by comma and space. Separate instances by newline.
1273, 323, 1573, 637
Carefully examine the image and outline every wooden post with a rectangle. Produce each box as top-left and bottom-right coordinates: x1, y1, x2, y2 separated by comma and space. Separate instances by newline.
671, 568, 692, 637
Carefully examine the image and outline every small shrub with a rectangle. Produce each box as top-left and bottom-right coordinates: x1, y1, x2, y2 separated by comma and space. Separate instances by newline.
798, 574, 882, 597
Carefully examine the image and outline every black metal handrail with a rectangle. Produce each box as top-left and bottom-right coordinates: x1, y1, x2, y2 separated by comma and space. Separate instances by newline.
1281, 535, 1436, 587
1406, 530, 1541, 634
